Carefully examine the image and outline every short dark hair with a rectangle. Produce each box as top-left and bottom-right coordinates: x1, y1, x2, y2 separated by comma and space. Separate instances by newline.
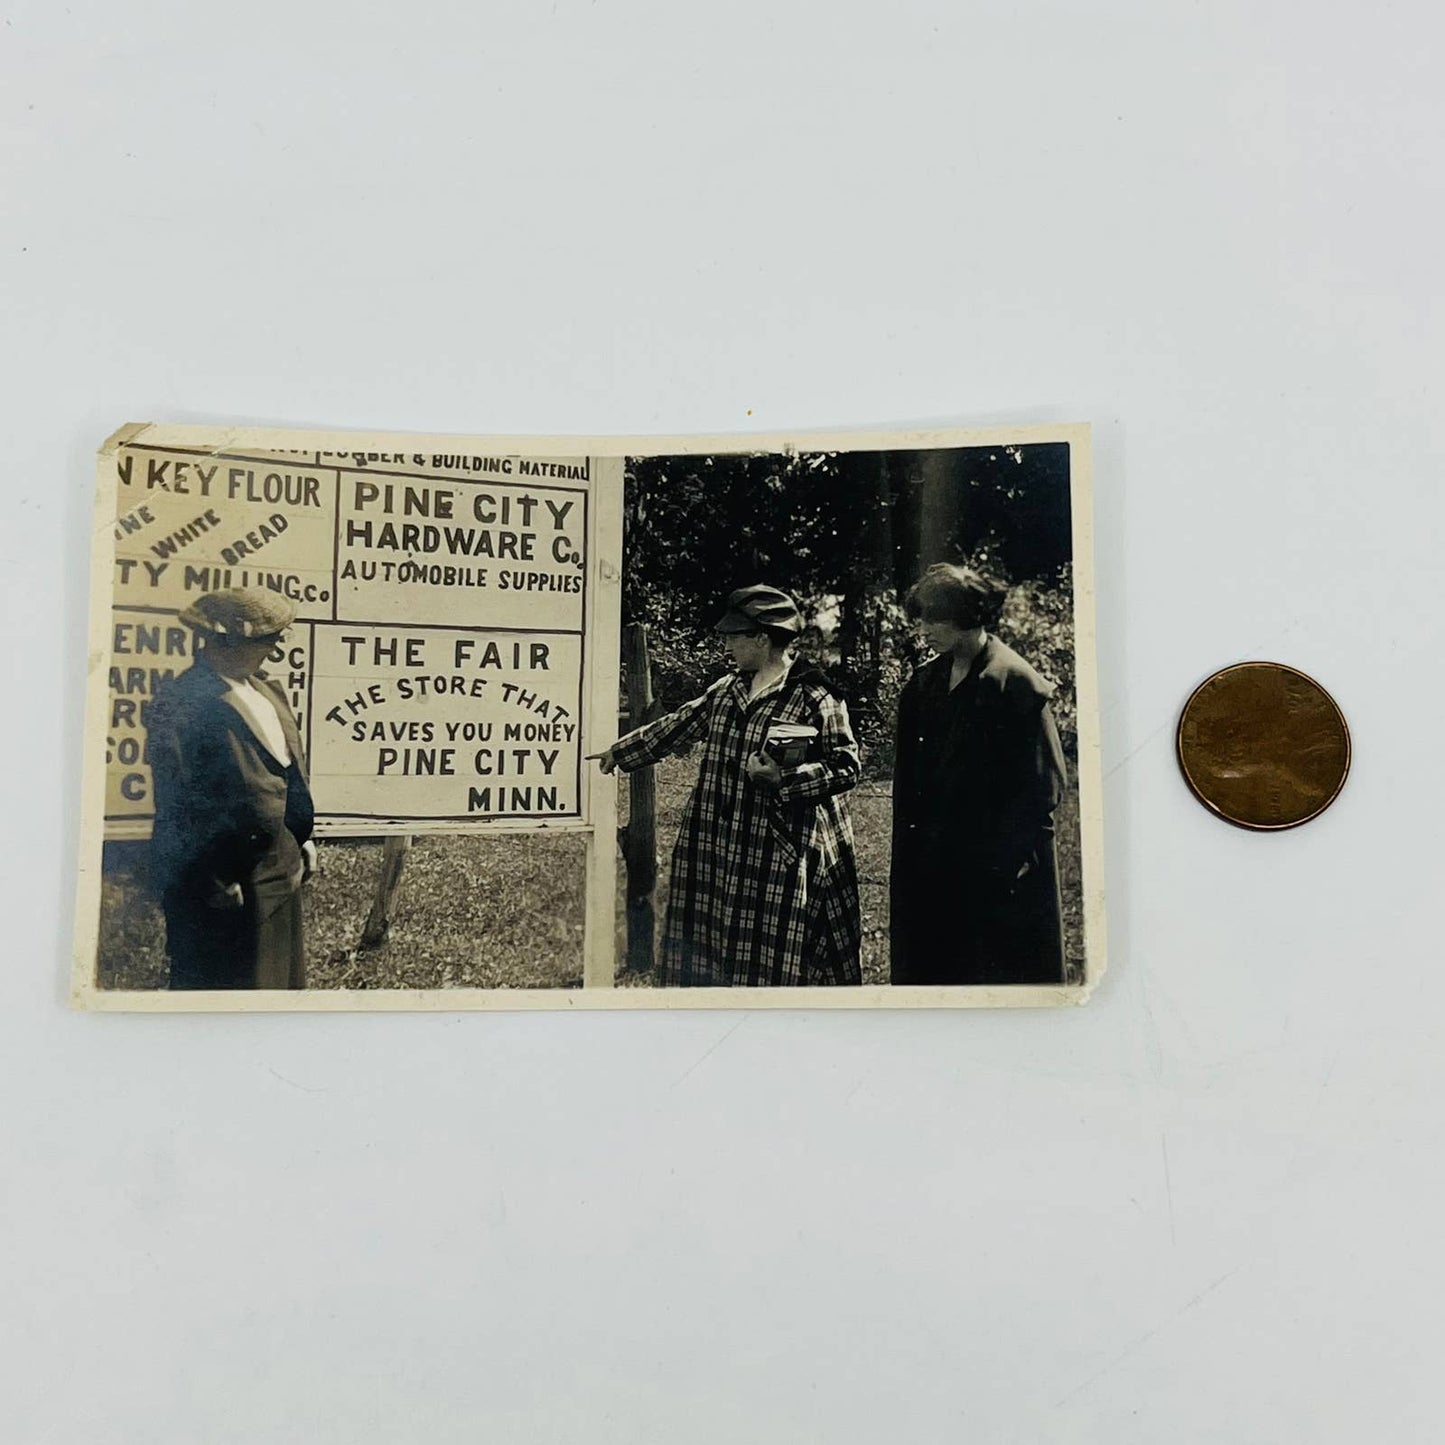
904, 564, 1007, 629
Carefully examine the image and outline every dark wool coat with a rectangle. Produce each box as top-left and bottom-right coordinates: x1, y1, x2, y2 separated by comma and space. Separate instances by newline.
148, 662, 315, 990
890, 638, 1067, 986
612, 663, 862, 987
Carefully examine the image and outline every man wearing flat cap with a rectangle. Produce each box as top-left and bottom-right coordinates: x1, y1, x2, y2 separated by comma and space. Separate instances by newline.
591, 585, 863, 988
148, 588, 316, 990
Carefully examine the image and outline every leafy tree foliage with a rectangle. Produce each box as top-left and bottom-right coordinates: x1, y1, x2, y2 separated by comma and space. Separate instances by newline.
622, 444, 1077, 772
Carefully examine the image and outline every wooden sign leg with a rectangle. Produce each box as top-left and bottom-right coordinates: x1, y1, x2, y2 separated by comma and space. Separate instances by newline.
360, 834, 413, 949
621, 623, 658, 975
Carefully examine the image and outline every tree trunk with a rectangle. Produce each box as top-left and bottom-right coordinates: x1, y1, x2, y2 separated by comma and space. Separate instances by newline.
837, 450, 895, 677
916, 448, 960, 570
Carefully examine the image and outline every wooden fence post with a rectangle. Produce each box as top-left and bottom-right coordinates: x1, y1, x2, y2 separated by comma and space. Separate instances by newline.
621, 623, 657, 974
360, 834, 413, 949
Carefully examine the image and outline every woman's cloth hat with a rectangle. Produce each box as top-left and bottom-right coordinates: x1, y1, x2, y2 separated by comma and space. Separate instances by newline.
178, 587, 296, 640
714, 584, 804, 635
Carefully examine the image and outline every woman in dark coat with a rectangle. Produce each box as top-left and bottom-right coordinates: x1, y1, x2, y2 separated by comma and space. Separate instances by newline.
148, 588, 316, 990
592, 586, 862, 988
890, 564, 1068, 986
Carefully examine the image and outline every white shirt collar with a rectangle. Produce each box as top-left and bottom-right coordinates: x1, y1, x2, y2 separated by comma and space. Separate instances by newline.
221, 676, 293, 765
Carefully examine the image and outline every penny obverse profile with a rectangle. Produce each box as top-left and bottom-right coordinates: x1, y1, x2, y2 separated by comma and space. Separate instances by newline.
1176, 662, 1350, 830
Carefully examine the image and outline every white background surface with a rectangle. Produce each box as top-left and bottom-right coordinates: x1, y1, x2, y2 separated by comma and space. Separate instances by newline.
5, 3, 1443, 1441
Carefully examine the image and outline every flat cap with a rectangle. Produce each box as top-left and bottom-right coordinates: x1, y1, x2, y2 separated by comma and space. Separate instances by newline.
177, 587, 296, 639
714, 584, 803, 635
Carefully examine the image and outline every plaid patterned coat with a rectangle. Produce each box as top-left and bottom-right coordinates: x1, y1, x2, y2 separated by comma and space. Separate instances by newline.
612, 662, 862, 987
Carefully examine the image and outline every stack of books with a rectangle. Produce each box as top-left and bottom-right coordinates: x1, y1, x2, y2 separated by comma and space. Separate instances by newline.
763, 724, 820, 767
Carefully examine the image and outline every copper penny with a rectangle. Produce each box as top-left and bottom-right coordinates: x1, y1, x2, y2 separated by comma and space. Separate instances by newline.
1176, 662, 1350, 830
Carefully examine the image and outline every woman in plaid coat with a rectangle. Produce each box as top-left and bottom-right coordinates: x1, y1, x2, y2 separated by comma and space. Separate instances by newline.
593, 586, 862, 988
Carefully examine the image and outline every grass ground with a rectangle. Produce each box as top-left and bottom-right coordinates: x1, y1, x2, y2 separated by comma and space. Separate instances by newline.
94, 758, 1085, 990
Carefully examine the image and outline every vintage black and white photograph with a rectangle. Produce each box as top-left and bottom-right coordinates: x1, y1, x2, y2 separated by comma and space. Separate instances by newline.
75, 422, 1101, 1009
602, 440, 1095, 993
